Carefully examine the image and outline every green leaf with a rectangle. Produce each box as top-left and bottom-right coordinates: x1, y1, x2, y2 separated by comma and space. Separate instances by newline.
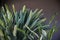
19, 11, 24, 24
5, 4, 13, 21
40, 34, 43, 40
49, 15, 55, 24
36, 18, 46, 26
30, 18, 39, 29
0, 19, 5, 27
25, 10, 33, 25
47, 25, 55, 40
17, 28, 25, 35
25, 25, 39, 38
35, 9, 43, 19
22, 5, 26, 13
15, 12, 19, 23
0, 29, 4, 37
2, 14, 8, 26
13, 25, 17, 36
42, 29, 47, 37
12, 4, 16, 14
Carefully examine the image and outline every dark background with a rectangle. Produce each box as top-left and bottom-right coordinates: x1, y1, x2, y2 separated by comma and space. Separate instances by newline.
0, 0, 60, 40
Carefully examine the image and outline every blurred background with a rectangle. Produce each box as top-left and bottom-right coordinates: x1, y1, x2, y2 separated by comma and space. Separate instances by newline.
0, 0, 60, 40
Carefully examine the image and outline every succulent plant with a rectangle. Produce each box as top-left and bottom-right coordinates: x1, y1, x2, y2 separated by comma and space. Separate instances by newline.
0, 4, 56, 40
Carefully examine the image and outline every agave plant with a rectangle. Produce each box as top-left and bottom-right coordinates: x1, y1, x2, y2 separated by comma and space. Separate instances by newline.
0, 4, 56, 40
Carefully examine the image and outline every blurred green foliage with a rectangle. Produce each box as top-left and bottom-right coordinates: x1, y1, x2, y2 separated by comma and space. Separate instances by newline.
0, 4, 56, 40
